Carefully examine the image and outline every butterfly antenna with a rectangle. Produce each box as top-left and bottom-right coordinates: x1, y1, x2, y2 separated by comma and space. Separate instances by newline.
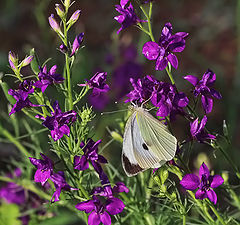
100, 108, 128, 115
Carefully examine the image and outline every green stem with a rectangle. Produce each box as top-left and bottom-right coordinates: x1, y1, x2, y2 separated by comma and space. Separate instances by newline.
140, 4, 155, 42
165, 66, 175, 85
182, 214, 186, 225
63, 15, 73, 110
0, 123, 29, 157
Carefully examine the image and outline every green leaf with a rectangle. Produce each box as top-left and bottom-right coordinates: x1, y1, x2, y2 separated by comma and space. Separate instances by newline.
0, 202, 21, 225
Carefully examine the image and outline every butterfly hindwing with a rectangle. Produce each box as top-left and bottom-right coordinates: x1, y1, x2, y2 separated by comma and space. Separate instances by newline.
122, 106, 177, 176
122, 112, 145, 177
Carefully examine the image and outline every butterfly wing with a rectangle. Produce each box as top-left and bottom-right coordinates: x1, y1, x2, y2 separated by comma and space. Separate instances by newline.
136, 109, 177, 162
122, 112, 145, 177
131, 115, 165, 169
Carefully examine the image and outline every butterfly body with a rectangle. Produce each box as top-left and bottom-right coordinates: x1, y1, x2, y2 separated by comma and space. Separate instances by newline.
122, 106, 177, 177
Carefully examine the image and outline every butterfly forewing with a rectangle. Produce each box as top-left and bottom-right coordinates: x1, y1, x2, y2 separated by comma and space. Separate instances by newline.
131, 115, 161, 169
137, 109, 177, 161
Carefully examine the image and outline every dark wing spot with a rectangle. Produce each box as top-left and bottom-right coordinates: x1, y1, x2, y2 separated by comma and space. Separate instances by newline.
122, 154, 144, 176
142, 143, 149, 150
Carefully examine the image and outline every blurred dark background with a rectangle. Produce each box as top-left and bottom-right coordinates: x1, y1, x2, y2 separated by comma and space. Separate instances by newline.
0, 0, 239, 181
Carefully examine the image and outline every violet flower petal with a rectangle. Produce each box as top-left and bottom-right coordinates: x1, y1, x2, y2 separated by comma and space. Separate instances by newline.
199, 162, 210, 179
184, 75, 199, 86
75, 200, 95, 213
142, 42, 160, 60
195, 189, 207, 200
167, 53, 178, 69
180, 174, 200, 190
206, 189, 217, 204
210, 175, 224, 188
106, 198, 125, 215
201, 95, 213, 114
100, 211, 111, 225
88, 211, 101, 225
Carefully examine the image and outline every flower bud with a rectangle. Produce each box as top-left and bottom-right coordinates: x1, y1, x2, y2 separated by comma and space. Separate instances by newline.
21, 55, 34, 67
64, 0, 71, 9
70, 32, 84, 56
55, 4, 65, 18
110, 131, 123, 143
59, 44, 68, 54
68, 10, 81, 24
221, 171, 229, 183
48, 14, 60, 32
8, 51, 17, 69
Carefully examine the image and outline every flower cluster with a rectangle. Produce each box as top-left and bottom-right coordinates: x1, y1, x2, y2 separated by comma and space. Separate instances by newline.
114, 0, 146, 34
180, 163, 224, 204
76, 182, 128, 225
29, 153, 76, 202
78, 71, 110, 97
184, 69, 222, 114
126, 75, 189, 119
8, 80, 40, 115
36, 101, 77, 141
142, 22, 188, 70
33, 65, 64, 93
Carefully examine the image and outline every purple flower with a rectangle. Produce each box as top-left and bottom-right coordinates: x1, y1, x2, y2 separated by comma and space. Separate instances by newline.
74, 139, 107, 173
125, 75, 158, 103
29, 153, 54, 185
50, 171, 77, 202
184, 69, 222, 114
92, 182, 129, 198
59, 44, 68, 54
33, 65, 64, 93
180, 162, 224, 204
75, 183, 127, 225
76, 196, 124, 225
37, 101, 77, 141
70, 32, 84, 56
125, 75, 189, 119
78, 72, 109, 97
114, 0, 146, 34
0, 168, 25, 205
8, 80, 40, 115
190, 116, 216, 143
142, 22, 188, 70
151, 82, 189, 118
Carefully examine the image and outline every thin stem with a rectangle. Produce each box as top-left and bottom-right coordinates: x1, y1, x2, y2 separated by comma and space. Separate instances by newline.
139, 4, 155, 42
165, 66, 175, 85
63, 16, 73, 110
182, 214, 186, 225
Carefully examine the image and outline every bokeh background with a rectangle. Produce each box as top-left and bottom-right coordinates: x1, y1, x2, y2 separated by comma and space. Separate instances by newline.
0, 0, 239, 224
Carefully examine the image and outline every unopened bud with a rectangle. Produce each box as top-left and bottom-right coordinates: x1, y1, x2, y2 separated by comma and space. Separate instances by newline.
68, 10, 81, 24
64, 0, 71, 9
111, 131, 123, 143
55, 4, 65, 18
21, 55, 34, 67
8, 51, 17, 69
48, 14, 60, 32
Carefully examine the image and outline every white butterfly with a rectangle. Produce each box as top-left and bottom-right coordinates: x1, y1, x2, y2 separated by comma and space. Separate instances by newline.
122, 106, 177, 177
